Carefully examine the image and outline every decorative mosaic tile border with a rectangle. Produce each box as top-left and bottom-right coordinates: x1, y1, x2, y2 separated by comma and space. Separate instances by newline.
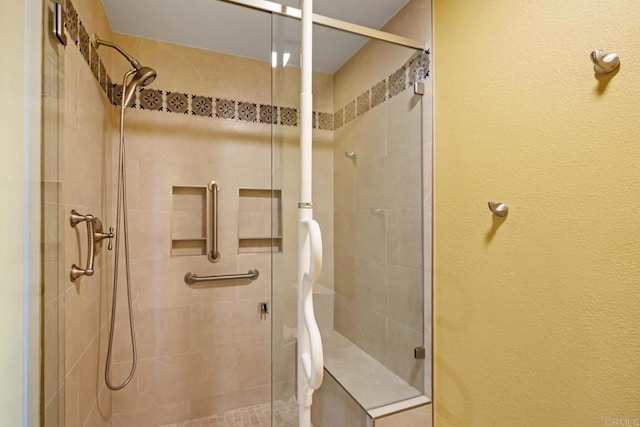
333, 49, 430, 130
64, 0, 115, 104
114, 85, 332, 128
63, 0, 330, 129
64, 0, 429, 132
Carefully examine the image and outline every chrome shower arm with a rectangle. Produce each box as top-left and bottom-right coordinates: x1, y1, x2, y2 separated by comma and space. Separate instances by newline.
91, 34, 141, 69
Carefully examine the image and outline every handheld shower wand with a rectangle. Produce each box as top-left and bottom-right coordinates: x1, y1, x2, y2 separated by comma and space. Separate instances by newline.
92, 34, 157, 391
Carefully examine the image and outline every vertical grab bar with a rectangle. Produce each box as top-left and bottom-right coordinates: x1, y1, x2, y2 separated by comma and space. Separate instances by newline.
70, 210, 96, 281
300, 218, 324, 390
207, 180, 220, 263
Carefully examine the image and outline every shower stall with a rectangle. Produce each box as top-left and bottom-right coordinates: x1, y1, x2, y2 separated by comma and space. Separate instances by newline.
40, 0, 432, 426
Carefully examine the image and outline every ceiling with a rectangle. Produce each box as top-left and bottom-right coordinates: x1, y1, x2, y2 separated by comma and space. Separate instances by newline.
101, 0, 410, 73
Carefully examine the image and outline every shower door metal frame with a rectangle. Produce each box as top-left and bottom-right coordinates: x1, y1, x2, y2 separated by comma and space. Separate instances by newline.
217, 0, 427, 50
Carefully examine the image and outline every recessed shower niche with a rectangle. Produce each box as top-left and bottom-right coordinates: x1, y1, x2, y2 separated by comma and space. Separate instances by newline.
170, 185, 208, 257
238, 188, 282, 253
171, 185, 281, 257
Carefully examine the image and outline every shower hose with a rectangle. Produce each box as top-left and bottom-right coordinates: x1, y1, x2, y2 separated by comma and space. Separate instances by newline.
105, 69, 138, 391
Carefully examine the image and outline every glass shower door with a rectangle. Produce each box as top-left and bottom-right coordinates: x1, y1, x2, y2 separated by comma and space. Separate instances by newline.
270, 13, 305, 426
0, 0, 62, 425
271, 11, 429, 427
42, 0, 66, 425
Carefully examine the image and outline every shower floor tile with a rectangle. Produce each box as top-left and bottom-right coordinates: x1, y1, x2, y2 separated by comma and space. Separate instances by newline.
271, 397, 299, 427
161, 403, 270, 427
160, 398, 305, 427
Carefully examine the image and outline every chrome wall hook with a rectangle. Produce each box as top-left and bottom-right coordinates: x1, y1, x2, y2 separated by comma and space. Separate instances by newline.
590, 50, 620, 75
344, 151, 356, 161
488, 202, 509, 217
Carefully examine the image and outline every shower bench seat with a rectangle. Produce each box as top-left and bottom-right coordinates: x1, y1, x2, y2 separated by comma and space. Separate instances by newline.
311, 330, 432, 427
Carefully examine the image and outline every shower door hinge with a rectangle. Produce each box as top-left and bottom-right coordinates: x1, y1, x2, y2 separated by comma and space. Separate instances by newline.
414, 346, 426, 359
413, 82, 425, 96
53, 2, 67, 46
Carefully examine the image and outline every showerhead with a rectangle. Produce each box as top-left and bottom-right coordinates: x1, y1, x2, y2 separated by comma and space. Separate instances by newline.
131, 66, 157, 87
122, 66, 158, 107
91, 34, 159, 107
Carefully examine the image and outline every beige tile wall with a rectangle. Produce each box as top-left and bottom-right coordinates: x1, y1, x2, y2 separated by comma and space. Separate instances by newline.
374, 404, 432, 427
332, 0, 431, 394
103, 35, 335, 425
106, 108, 274, 426
61, 0, 115, 426
333, 0, 432, 108
311, 371, 369, 427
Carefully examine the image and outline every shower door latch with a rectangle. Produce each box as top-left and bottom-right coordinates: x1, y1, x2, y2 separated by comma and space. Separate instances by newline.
414, 346, 426, 360
53, 2, 67, 46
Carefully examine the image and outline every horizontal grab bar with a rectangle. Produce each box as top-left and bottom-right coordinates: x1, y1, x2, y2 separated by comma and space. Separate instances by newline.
184, 268, 259, 285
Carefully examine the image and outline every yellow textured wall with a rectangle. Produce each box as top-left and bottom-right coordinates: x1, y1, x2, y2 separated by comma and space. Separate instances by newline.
433, 1, 640, 425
